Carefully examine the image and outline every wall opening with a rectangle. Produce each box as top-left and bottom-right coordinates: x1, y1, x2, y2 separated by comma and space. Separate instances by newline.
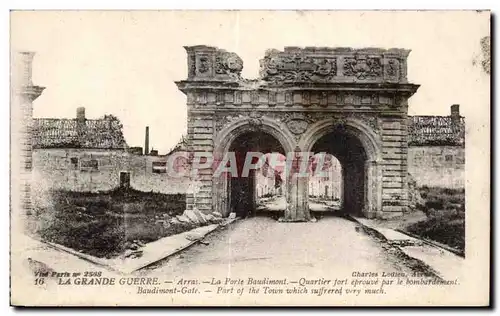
307, 153, 343, 215
119, 171, 131, 189
255, 153, 287, 215
226, 130, 286, 218
310, 126, 368, 216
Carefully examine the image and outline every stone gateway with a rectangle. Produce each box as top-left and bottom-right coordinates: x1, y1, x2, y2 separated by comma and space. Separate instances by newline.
176, 46, 419, 221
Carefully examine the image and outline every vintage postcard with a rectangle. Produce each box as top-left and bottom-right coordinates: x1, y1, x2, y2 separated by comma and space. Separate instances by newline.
10, 10, 490, 306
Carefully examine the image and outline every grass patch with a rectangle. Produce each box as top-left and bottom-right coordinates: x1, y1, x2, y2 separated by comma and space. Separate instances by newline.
30, 187, 189, 258
404, 186, 465, 253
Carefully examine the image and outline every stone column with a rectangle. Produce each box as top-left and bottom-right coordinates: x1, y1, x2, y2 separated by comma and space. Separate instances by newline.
283, 170, 297, 221
212, 152, 230, 217
363, 160, 376, 218
297, 173, 310, 220
363, 160, 383, 219
11, 52, 44, 216
249, 169, 257, 216
282, 147, 311, 222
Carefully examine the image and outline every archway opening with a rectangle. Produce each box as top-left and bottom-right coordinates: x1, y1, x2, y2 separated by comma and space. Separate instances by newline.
255, 153, 287, 216
227, 130, 286, 218
310, 125, 368, 217
308, 153, 343, 215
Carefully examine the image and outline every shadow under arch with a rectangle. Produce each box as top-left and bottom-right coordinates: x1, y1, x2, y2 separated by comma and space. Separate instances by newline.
299, 117, 382, 162
299, 117, 383, 218
212, 116, 296, 217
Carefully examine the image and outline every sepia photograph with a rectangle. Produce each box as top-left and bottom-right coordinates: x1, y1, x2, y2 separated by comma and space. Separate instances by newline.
9, 10, 490, 306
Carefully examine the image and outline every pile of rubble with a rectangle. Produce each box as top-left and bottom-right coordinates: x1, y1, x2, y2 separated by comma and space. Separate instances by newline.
123, 210, 230, 260
122, 240, 146, 259
170, 209, 226, 226
152, 209, 226, 229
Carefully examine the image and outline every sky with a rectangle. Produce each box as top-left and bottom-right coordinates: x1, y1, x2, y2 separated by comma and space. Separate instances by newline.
11, 11, 490, 154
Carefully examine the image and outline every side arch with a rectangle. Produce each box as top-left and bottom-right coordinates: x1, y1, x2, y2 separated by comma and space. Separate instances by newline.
298, 117, 383, 218
212, 116, 296, 217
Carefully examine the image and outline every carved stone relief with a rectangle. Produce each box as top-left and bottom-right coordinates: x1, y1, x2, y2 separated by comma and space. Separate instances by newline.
284, 92, 293, 106
260, 53, 337, 83
269, 91, 277, 105
343, 56, 383, 80
196, 55, 211, 75
248, 111, 263, 131
319, 92, 328, 107
348, 113, 380, 133
287, 120, 309, 135
212, 110, 381, 153
184, 46, 411, 86
385, 59, 400, 78
214, 111, 266, 134
189, 89, 410, 108
282, 113, 316, 142
251, 91, 259, 105
215, 51, 243, 78
234, 91, 242, 105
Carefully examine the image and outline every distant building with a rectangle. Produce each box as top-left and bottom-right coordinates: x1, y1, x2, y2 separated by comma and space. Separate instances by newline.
32, 107, 129, 192
32, 110, 192, 196
407, 104, 465, 188
308, 154, 342, 200
255, 154, 284, 198
128, 146, 143, 155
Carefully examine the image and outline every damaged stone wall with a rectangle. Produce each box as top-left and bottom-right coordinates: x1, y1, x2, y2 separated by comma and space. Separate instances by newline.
407, 146, 465, 189
32, 149, 194, 205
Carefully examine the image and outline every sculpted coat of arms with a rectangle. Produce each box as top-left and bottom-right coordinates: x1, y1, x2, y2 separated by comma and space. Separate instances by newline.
260, 51, 337, 83
283, 113, 316, 135
343, 56, 383, 80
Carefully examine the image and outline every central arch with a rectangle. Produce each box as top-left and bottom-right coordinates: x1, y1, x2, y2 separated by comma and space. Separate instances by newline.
299, 118, 383, 219
212, 116, 295, 217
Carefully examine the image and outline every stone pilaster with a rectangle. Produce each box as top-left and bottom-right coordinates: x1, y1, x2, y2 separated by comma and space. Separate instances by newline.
11, 52, 44, 215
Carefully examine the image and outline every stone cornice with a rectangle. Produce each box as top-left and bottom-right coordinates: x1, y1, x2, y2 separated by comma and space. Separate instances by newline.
280, 46, 411, 54
176, 80, 419, 94
182, 87, 414, 111
190, 108, 408, 117
18, 85, 45, 102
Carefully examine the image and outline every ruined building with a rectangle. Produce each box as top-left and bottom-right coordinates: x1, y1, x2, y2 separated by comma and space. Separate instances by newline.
408, 104, 465, 189
32, 107, 129, 192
